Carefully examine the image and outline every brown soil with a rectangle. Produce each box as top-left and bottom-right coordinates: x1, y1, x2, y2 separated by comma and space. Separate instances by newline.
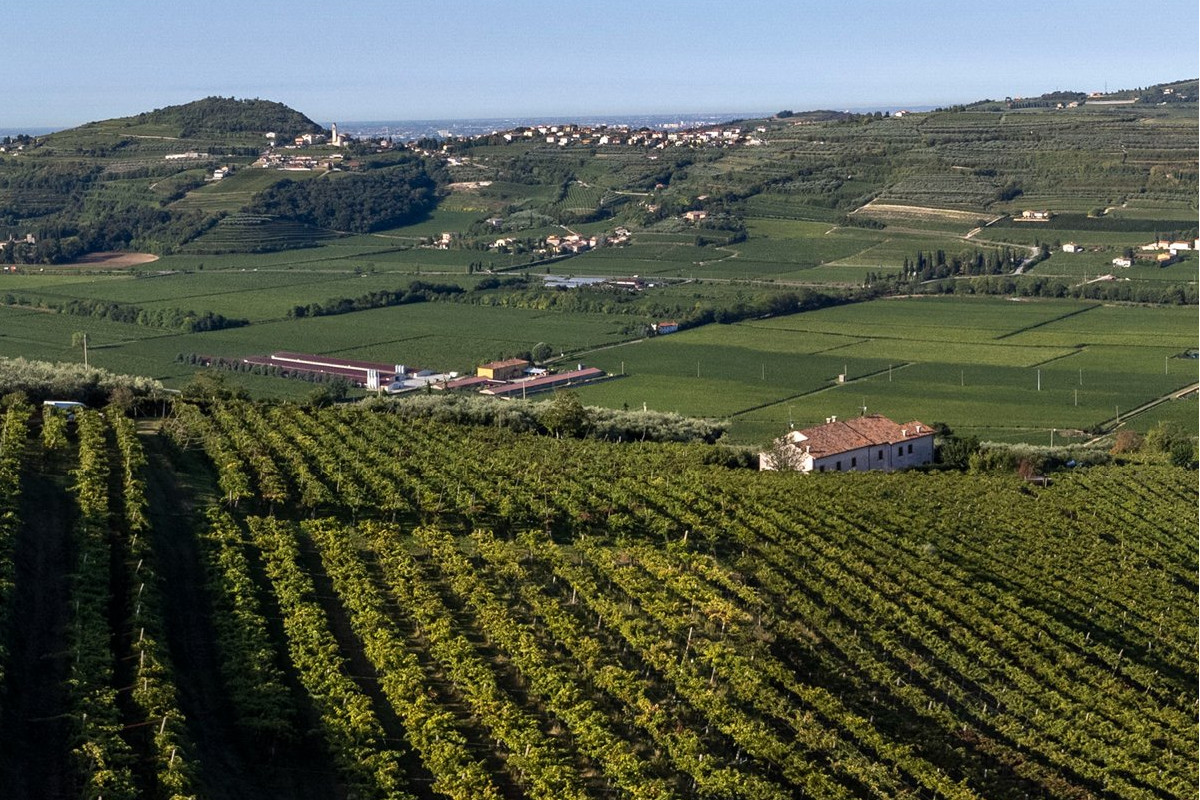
64, 252, 160, 269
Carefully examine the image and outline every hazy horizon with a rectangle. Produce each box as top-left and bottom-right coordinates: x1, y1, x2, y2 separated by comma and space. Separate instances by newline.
8, 1, 1197, 129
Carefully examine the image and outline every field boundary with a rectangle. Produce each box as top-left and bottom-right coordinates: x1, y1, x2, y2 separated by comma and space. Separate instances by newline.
729, 362, 916, 420
993, 303, 1101, 340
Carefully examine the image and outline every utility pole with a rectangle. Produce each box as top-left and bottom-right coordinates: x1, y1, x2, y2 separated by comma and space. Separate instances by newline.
1037, 368, 1041, 391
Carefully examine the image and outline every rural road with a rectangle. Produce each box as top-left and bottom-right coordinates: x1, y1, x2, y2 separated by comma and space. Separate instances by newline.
1086, 381, 1199, 443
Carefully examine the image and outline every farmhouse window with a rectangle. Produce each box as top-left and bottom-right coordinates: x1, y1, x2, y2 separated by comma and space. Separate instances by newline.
851, 457, 857, 468
878, 449, 883, 459
836, 460, 842, 471
897, 446, 902, 457
908, 444, 913, 454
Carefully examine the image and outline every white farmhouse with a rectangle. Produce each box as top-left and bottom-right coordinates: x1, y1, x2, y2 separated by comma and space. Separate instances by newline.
761, 414, 936, 473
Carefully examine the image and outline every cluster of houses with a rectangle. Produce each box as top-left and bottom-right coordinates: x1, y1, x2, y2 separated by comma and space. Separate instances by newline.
1059, 237, 1195, 269
164, 151, 210, 161
1014, 209, 1053, 222
543, 233, 600, 254
1139, 239, 1197, 255
252, 151, 347, 172
487, 122, 766, 150
478, 227, 632, 255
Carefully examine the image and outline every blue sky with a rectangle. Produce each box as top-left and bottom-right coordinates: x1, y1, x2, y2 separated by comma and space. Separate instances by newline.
9, 1, 1197, 128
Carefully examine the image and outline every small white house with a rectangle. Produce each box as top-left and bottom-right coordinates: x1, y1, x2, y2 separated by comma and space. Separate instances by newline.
1062, 242, 1083, 253
1112, 257, 1132, 268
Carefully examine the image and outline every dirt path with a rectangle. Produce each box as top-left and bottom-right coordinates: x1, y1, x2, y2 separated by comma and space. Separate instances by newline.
1085, 382, 1200, 444
0, 447, 76, 800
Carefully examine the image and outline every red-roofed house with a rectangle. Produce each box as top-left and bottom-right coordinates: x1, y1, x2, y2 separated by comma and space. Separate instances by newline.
760, 414, 935, 473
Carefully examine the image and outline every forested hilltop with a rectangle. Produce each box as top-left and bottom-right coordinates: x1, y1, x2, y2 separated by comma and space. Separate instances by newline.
128, 97, 325, 138
0, 96, 446, 261
0, 397, 1193, 799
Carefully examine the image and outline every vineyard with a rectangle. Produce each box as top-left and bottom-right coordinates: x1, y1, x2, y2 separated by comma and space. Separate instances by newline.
0, 400, 1194, 799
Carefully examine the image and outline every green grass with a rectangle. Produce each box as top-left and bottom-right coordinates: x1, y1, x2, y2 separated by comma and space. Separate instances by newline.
1001, 303, 1196, 348
171, 168, 321, 213
1123, 392, 1199, 435
372, 208, 487, 238
3, 270, 482, 323
567, 296, 1198, 445
746, 296, 1089, 341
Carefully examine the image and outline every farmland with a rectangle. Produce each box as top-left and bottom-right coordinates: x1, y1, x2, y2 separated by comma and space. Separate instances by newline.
0, 84, 1196, 800
0, 87, 1195, 441
573, 296, 1197, 443
0, 399, 1192, 799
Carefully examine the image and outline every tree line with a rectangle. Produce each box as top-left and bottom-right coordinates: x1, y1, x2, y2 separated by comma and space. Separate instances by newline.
1, 294, 246, 332
286, 280, 465, 319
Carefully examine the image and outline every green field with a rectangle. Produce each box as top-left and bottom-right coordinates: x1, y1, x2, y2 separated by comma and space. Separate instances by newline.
571, 296, 1198, 444
2, 93, 1195, 441
0, 300, 637, 389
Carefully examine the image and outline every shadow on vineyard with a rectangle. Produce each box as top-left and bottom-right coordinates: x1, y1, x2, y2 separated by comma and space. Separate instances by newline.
0, 399, 1193, 800
140, 435, 344, 800
0, 445, 75, 800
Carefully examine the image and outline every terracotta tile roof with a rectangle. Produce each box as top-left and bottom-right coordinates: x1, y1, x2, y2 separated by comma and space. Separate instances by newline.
479, 358, 530, 370
790, 415, 933, 458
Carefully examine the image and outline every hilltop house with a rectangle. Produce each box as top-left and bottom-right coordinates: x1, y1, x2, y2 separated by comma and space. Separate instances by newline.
760, 414, 935, 473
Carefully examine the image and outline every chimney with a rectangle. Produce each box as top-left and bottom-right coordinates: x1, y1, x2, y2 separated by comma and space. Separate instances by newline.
902, 428, 908, 437
831, 415, 837, 423
916, 425, 923, 433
